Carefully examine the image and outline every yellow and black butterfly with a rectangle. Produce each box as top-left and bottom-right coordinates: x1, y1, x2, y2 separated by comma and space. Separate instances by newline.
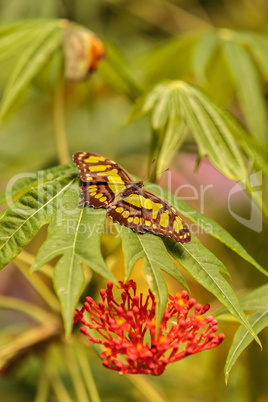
73, 152, 191, 243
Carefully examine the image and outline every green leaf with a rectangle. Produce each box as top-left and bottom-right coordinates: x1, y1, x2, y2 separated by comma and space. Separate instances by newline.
225, 311, 268, 383
31, 179, 117, 335
155, 94, 187, 174
99, 41, 142, 101
0, 20, 37, 36
218, 284, 268, 315
0, 20, 63, 119
222, 36, 267, 144
142, 80, 249, 182
117, 225, 188, 326
244, 33, 268, 81
239, 284, 268, 311
141, 79, 268, 212
207, 97, 268, 214
0, 175, 75, 270
0, 162, 76, 205
179, 82, 248, 181
164, 235, 260, 345
215, 102, 268, 178
192, 31, 219, 84
0, 20, 42, 64
143, 33, 199, 85
146, 183, 267, 278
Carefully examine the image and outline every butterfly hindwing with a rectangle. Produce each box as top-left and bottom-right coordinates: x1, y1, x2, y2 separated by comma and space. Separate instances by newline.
107, 187, 191, 243
73, 152, 191, 243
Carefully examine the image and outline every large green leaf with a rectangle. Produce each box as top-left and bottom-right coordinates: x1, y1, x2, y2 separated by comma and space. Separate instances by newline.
151, 91, 188, 176
0, 20, 63, 119
143, 33, 199, 85
225, 311, 268, 383
218, 284, 268, 316
142, 80, 249, 181
31, 179, 116, 335
0, 161, 76, 205
164, 235, 260, 345
192, 30, 219, 85
222, 35, 267, 144
0, 175, 75, 270
244, 33, 268, 81
144, 181, 267, 278
140, 79, 268, 213
98, 41, 142, 100
180, 85, 247, 180
239, 284, 268, 311
117, 224, 188, 326
144, 29, 268, 147
0, 20, 44, 64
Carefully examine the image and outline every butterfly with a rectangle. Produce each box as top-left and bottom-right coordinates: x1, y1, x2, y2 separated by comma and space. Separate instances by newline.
73, 152, 191, 243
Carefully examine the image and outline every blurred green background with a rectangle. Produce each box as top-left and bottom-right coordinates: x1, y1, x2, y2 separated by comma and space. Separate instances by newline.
0, 1, 267, 401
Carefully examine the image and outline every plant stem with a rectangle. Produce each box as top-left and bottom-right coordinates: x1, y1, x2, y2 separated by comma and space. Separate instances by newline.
76, 346, 101, 402
126, 374, 168, 402
53, 74, 70, 164
46, 346, 73, 402
64, 345, 90, 402
14, 258, 61, 312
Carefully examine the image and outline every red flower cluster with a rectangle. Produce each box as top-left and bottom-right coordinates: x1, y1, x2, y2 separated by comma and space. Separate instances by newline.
74, 281, 225, 376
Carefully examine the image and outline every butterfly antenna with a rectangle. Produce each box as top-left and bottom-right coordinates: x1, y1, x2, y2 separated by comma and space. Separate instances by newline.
141, 159, 156, 183
156, 167, 169, 176
142, 162, 169, 184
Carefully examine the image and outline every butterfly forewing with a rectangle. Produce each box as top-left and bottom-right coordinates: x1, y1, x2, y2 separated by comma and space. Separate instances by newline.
73, 151, 191, 243
73, 151, 134, 207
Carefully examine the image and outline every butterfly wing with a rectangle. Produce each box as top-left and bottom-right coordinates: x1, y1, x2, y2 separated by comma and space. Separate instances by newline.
107, 187, 191, 243
73, 151, 134, 207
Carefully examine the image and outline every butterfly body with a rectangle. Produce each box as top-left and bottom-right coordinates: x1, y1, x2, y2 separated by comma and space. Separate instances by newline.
73, 152, 191, 243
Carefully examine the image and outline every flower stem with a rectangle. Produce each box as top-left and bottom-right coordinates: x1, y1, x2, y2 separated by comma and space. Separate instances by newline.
76, 345, 101, 402
53, 74, 70, 164
64, 345, 89, 402
126, 375, 168, 402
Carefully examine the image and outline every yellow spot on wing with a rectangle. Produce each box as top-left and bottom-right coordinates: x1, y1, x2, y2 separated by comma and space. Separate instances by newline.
151, 202, 162, 219
116, 207, 124, 213
109, 182, 124, 193
174, 220, 179, 233
160, 212, 169, 228
124, 194, 141, 208
128, 217, 133, 223
134, 216, 139, 225
100, 196, 107, 202
90, 192, 97, 196
174, 216, 183, 232
84, 156, 105, 163
88, 165, 111, 172
95, 193, 103, 199
122, 210, 129, 218
145, 220, 151, 226
141, 198, 153, 210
